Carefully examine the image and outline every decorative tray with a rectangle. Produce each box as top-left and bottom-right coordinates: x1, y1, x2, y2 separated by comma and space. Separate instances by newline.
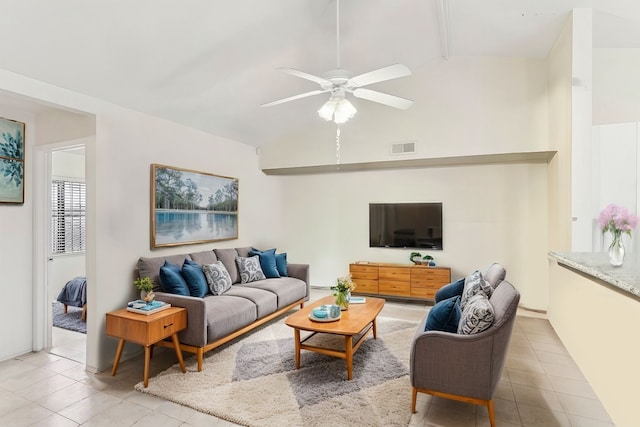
309, 304, 341, 322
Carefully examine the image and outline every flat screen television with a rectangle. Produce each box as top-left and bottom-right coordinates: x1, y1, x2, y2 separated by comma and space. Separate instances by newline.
369, 202, 443, 250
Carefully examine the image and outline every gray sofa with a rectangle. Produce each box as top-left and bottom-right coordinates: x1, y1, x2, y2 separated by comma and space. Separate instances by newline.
137, 247, 309, 371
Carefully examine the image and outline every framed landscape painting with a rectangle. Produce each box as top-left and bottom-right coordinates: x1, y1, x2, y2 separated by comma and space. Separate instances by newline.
151, 164, 239, 248
0, 117, 25, 204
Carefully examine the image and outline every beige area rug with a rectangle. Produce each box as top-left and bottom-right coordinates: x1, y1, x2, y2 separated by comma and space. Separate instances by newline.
135, 315, 419, 427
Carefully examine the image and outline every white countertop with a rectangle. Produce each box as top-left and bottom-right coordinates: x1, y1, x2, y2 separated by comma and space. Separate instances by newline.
548, 251, 640, 299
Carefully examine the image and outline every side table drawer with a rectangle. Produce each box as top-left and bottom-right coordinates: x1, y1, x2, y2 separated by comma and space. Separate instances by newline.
148, 310, 187, 342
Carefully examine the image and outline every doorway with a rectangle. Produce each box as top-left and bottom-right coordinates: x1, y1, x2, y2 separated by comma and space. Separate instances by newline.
35, 141, 88, 364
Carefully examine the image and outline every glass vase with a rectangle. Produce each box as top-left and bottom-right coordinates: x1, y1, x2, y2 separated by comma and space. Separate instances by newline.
335, 290, 350, 311
608, 232, 625, 267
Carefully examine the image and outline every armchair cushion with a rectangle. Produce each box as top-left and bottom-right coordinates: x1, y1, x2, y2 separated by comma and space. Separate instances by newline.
434, 277, 465, 303
425, 295, 461, 333
460, 271, 493, 309
458, 294, 495, 335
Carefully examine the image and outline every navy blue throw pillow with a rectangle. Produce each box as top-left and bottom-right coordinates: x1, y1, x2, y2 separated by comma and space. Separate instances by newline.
434, 277, 465, 303
159, 261, 190, 296
248, 248, 280, 278
181, 259, 209, 298
425, 295, 462, 333
275, 252, 288, 277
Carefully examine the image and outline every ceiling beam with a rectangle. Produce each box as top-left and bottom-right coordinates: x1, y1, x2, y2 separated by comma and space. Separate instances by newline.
436, 0, 452, 59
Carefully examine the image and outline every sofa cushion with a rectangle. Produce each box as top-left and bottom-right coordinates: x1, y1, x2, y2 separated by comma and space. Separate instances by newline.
236, 246, 252, 258
237, 277, 306, 309
138, 254, 191, 292
275, 252, 288, 277
460, 270, 493, 310
214, 248, 240, 283
434, 277, 465, 303
249, 248, 280, 278
181, 259, 209, 298
458, 294, 495, 335
203, 295, 258, 342
189, 250, 218, 265
236, 256, 266, 283
202, 261, 233, 295
159, 261, 190, 296
224, 286, 278, 318
425, 295, 461, 333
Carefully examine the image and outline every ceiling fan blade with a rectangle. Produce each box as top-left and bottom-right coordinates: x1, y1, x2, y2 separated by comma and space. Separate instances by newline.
261, 89, 328, 107
348, 64, 411, 87
277, 68, 332, 86
353, 88, 414, 110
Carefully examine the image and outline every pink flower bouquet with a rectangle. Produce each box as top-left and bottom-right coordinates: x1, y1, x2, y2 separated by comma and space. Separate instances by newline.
598, 204, 638, 238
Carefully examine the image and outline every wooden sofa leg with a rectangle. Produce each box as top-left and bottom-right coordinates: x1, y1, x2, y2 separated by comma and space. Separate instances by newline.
487, 399, 496, 427
81, 304, 87, 321
64, 304, 68, 314
197, 348, 204, 372
411, 387, 418, 413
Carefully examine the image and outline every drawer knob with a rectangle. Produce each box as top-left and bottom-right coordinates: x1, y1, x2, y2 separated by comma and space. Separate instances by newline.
164, 323, 174, 329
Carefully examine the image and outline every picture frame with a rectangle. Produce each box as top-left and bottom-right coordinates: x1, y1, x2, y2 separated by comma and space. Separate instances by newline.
0, 117, 26, 204
151, 164, 239, 248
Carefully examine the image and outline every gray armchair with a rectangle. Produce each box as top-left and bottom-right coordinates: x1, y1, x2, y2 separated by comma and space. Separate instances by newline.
410, 279, 520, 427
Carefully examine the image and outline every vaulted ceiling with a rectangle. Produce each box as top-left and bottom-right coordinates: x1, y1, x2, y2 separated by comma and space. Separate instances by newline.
1, 0, 639, 147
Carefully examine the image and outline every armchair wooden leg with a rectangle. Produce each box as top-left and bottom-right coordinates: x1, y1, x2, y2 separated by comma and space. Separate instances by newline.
487, 399, 496, 427
411, 387, 418, 413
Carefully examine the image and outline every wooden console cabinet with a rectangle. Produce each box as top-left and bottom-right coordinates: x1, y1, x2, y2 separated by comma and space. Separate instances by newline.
350, 263, 451, 301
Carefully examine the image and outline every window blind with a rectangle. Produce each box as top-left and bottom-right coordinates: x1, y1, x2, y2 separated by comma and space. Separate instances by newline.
51, 179, 86, 254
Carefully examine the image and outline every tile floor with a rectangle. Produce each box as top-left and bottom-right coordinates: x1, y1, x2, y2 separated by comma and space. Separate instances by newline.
0, 288, 613, 426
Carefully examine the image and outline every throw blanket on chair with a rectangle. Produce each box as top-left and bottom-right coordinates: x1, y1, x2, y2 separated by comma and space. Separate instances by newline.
57, 276, 87, 321
57, 276, 87, 307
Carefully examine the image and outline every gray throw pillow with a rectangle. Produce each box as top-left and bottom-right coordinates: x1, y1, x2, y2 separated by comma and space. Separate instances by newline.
202, 261, 232, 295
236, 255, 266, 284
460, 270, 493, 310
457, 294, 495, 334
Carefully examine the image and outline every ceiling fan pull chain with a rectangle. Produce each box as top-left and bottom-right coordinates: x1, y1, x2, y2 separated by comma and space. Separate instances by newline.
336, 126, 341, 167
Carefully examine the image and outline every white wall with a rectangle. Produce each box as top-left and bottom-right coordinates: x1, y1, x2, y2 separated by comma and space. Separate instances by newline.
278, 162, 549, 310
0, 106, 35, 361
261, 56, 549, 169
593, 48, 640, 125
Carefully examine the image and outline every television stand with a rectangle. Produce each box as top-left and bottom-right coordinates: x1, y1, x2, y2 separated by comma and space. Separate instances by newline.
349, 262, 451, 301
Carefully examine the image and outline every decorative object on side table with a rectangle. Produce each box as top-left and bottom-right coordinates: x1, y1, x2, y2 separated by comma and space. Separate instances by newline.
135, 276, 155, 302
598, 203, 638, 266
410, 252, 422, 265
332, 274, 356, 310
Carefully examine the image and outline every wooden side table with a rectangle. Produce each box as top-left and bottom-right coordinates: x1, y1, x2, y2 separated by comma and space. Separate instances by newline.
105, 307, 187, 387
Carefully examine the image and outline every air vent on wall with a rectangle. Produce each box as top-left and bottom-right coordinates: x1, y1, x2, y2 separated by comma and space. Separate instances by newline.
390, 141, 416, 155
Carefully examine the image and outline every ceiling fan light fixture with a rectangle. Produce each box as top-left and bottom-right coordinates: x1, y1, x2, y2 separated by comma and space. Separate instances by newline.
333, 98, 357, 124
318, 99, 337, 121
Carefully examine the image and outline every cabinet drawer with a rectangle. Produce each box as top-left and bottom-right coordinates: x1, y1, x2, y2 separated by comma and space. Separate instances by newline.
350, 264, 379, 279
379, 267, 411, 281
411, 287, 436, 299
411, 268, 450, 281
379, 280, 411, 297
148, 311, 187, 342
352, 278, 379, 293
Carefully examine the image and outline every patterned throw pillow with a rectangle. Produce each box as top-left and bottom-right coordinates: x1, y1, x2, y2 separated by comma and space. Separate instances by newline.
236, 255, 266, 284
457, 294, 495, 334
202, 261, 233, 295
460, 270, 493, 310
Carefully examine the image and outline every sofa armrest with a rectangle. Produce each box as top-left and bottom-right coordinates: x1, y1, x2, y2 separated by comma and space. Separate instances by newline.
286, 263, 310, 301
154, 292, 208, 348
410, 319, 497, 400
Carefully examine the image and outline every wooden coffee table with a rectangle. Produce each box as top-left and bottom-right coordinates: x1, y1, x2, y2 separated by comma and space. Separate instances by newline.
285, 295, 385, 380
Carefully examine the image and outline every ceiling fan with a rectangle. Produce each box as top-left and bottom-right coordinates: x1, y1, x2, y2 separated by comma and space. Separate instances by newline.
261, 0, 413, 124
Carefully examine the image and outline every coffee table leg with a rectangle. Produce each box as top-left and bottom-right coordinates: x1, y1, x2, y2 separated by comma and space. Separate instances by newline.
294, 328, 301, 369
373, 318, 378, 339
345, 335, 353, 380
